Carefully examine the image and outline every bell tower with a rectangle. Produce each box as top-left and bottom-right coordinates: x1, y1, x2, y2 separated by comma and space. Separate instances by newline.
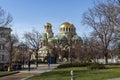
44, 22, 54, 38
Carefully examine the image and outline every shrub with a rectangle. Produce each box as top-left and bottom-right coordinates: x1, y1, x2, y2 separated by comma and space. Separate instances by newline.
0, 65, 3, 71
106, 63, 120, 65
88, 63, 106, 70
57, 62, 90, 68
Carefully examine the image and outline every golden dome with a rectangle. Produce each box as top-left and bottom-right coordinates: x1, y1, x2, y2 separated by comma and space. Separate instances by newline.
59, 22, 74, 28
44, 22, 52, 27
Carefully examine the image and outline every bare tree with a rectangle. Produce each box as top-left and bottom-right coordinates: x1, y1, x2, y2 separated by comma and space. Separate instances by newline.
11, 34, 19, 58
82, 37, 105, 63
82, 0, 120, 64
0, 7, 13, 27
24, 30, 41, 67
7, 34, 19, 66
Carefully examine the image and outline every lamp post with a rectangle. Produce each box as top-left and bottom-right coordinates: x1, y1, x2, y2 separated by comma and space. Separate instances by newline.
68, 46, 71, 62
28, 49, 32, 71
68, 45, 72, 64
47, 49, 51, 69
28, 54, 30, 71
35, 49, 38, 67
67, 39, 73, 63
20, 45, 25, 69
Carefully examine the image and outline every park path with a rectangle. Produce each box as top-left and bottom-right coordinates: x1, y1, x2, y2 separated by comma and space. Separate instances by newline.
108, 78, 120, 80
0, 64, 59, 80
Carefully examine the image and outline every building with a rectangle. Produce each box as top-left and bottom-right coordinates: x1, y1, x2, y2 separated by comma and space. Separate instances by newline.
0, 27, 12, 64
38, 22, 82, 63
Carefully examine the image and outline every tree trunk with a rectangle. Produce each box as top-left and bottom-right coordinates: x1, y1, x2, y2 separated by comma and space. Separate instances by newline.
36, 52, 38, 67
105, 52, 108, 64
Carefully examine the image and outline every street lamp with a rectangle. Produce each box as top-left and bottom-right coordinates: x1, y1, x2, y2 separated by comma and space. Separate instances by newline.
47, 49, 51, 69
68, 46, 71, 62
28, 49, 32, 71
67, 45, 73, 64
35, 49, 38, 67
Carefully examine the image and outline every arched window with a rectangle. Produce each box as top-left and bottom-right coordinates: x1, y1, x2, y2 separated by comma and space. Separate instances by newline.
71, 28, 73, 32
60, 28, 62, 31
66, 28, 68, 32
69, 28, 70, 32
63, 28, 65, 31
62, 28, 64, 32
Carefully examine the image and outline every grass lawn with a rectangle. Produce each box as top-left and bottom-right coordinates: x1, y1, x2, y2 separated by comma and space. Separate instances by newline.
27, 65, 120, 80
0, 71, 10, 75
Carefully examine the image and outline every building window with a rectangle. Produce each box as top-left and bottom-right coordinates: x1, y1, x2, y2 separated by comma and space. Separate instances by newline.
0, 33, 5, 38
69, 28, 70, 32
63, 28, 65, 31
1, 55, 4, 61
71, 28, 73, 32
0, 44, 5, 50
66, 28, 68, 32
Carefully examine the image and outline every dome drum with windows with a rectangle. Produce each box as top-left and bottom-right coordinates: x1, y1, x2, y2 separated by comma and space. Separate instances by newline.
58, 22, 76, 34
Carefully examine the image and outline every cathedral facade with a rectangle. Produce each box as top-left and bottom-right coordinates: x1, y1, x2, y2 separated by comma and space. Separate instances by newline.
38, 22, 82, 63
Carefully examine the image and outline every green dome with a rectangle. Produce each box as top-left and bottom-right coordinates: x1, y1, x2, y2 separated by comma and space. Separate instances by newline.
48, 38, 54, 42
55, 35, 67, 40
59, 35, 67, 40
40, 37, 47, 41
72, 35, 82, 40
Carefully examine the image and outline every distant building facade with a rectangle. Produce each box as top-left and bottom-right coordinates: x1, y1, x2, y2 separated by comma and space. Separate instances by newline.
38, 22, 82, 63
0, 27, 12, 64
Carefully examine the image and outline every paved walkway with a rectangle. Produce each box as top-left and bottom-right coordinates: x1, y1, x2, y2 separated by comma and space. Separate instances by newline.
0, 64, 59, 80
108, 78, 120, 80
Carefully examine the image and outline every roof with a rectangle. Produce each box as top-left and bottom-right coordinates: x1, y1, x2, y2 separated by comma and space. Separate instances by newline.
0, 27, 12, 32
39, 46, 49, 51
72, 35, 82, 40
48, 38, 54, 42
54, 35, 67, 40
59, 22, 75, 29
40, 37, 47, 41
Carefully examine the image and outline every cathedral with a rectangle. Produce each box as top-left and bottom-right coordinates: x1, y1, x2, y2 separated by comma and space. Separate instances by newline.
38, 22, 82, 63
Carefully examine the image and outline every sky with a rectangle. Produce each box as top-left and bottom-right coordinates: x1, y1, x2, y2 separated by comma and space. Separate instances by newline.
0, 0, 94, 40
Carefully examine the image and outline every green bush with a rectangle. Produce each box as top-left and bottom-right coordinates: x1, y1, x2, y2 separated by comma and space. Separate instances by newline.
0, 65, 3, 71
57, 62, 90, 68
106, 63, 120, 65
88, 63, 106, 70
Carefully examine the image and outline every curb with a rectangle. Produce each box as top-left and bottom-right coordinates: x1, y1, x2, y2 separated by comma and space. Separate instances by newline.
108, 78, 120, 80
0, 71, 19, 77
20, 75, 35, 80
20, 70, 51, 80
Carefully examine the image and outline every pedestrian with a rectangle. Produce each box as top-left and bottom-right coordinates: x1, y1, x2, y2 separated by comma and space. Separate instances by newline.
48, 62, 50, 69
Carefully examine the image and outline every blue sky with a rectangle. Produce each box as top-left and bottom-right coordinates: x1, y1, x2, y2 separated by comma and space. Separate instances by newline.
0, 0, 94, 39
